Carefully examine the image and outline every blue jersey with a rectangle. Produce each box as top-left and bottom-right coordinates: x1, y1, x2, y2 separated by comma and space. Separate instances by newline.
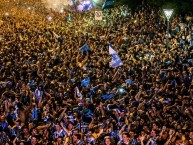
76, 121, 89, 134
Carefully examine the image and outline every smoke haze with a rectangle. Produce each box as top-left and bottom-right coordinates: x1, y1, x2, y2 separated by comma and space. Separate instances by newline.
42, 0, 73, 11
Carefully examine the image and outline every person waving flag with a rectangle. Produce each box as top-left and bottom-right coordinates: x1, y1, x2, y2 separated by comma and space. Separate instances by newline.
79, 44, 90, 52
109, 44, 123, 68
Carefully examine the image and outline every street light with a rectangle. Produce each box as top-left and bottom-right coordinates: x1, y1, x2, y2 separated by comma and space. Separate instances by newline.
163, 9, 174, 53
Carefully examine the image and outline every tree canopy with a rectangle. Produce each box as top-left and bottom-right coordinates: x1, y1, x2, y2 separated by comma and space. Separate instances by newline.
114, 0, 193, 14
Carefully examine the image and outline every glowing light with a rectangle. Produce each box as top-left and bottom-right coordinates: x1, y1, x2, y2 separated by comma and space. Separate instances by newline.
118, 88, 125, 94
84, 0, 91, 5
42, 0, 93, 12
48, 16, 52, 21
77, 0, 93, 11
77, 5, 84, 11
92, 0, 100, 3
42, 0, 73, 12
163, 9, 174, 21
5, 12, 9, 16
60, 9, 64, 13
27, 7, 31, 10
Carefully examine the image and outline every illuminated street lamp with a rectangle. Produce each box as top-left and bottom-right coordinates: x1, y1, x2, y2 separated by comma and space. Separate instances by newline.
163, 9, 174, 53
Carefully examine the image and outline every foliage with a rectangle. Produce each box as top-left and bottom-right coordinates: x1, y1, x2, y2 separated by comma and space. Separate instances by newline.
146, 0, 193, 14
114, 0, 193, 14
114, 0, 142, 10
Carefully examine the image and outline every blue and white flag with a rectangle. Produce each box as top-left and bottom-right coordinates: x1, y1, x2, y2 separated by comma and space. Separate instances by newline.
81, 77, 90, 87
109, 44, 123, 68
79, 44, 90, 52
125, 79, 133, 85
101, 93, 115, 99
75, 87, 82, 99
71, 79, 75, 83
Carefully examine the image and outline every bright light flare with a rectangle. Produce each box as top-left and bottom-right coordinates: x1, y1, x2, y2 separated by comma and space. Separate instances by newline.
84, 0, 91, 5
60, 9, 64, 13
5, 12, 9, 16
118, 88, 125, 94
163, 9, 174, 20
92, 0, 100, 3
47, 16, 52, 21
77, 0, 93, 11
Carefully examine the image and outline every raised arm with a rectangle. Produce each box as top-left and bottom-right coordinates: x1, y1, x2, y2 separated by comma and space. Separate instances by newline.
81, 51, 89, 65
76, 52, 80, 64
60, 122, 70, 136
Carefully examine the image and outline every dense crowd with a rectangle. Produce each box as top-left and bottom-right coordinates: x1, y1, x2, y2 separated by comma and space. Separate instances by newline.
0, 0, 193, 145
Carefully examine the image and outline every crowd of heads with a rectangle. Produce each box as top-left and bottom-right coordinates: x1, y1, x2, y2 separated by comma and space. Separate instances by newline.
0, 0, 193, 145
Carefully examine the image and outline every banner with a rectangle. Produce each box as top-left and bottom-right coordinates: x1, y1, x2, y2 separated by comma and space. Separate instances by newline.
79, 44, 90, 52
95, 11, 102, 20
109, 44, 123, 68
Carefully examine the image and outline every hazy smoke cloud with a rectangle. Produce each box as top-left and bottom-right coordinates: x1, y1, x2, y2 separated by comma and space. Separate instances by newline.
42, 0, 73, 11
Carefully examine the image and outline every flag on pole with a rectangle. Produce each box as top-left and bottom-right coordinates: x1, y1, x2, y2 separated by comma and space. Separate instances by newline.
75, 87, 82, 99
79, 44, 90, 52
109, 44, 123, 68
